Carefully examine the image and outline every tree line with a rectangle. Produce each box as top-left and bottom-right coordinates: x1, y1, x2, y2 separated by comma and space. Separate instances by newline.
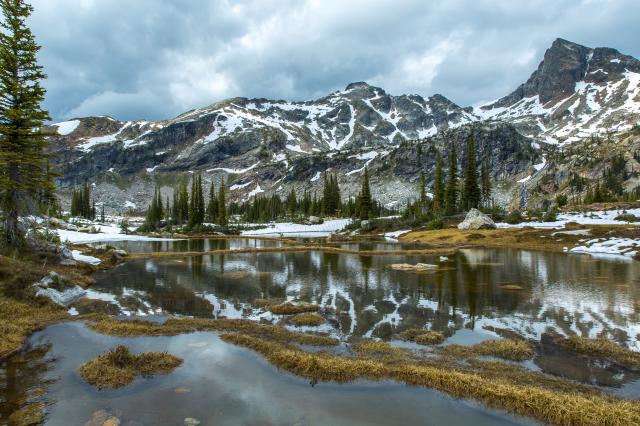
141, 174, 228, 231
404, 132, 492, 223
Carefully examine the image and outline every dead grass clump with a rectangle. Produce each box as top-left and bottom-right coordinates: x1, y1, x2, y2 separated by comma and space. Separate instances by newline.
0, 298, 68, 360
560, 336, 640, 369
252, 298, 285, 308
441, 339, 534, 361
269, 302, 320, 315
400, 328, 445, 345
352, 340, 405, 356
84, 315, 338, 346
78, 345, 182, 389
288, 313, 326, 326
221, 333, 640, 426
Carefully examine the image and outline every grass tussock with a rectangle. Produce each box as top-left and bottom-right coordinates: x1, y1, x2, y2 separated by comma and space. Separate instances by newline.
221, 333, 640, 426
352, 340, 406, 356
560, 336, 640, 369
0, 298, 67, 360
78, 345, 182, 389
400, 328, 445, 345
252, 297, 285, 308
84, 315, 338, 346
269, 302, 320, 315
7, 401, 45, 426
440, 339, 534, 362
288, 313, 326, 326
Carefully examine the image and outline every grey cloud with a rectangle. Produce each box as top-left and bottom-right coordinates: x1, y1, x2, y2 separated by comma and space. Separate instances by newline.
28, 0, 640, 122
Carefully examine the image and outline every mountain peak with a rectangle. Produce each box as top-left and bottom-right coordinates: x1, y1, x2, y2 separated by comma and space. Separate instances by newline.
345, 81, 374, 91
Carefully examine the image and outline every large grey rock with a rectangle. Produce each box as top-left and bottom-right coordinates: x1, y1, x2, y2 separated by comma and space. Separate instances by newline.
457, 208, 496, 230
308, 216, 321, 224
33, 272, 86, 306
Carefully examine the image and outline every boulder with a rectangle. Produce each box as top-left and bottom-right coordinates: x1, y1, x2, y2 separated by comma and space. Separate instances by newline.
308, 216, 321, 224
457, 208, 496, 230
33, 272, 86, 306
360, 220, 372, 231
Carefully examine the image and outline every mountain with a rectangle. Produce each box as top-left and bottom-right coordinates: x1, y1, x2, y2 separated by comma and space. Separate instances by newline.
476, 38, 640, 143
47, 38, 640, 213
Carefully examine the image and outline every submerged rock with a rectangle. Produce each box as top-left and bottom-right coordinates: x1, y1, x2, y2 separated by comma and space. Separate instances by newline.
390, 263, 438, 271
457, 208, 497, 230
184, 418, 201, 426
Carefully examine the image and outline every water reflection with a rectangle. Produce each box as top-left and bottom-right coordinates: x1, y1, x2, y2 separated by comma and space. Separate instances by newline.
2, 323, 530, 425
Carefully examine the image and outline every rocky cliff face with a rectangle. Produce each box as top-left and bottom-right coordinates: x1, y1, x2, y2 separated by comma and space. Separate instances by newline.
47, 38, 640, 214
477, 38, 640, 144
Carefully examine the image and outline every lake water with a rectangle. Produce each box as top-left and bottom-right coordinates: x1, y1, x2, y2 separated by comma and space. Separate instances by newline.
2, 239, 640, 424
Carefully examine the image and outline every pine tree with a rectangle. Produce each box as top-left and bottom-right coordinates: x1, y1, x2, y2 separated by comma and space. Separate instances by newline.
444, 143, 458, 215
217, 177, 227, 226
188, 173, 204, 227
100, 204, 105, 223
432, 154, 444, 213
0, 0, 52, 246
357, 167, 373, 220
463, 133, 480, 210
206, 181, 217, 223
286, 187, 297, 217
481, 158, 492, 208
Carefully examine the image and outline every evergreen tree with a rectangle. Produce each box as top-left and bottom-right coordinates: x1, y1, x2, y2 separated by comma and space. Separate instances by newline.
432, 154, 444, 213
481, 159, 492, 208
217, 177, 227, 226
356, 167, 373, 220
286, 187, 297, 217
444, 143, 458, 215
100, 204, 105, 223
0, 0, 52, 246
206, 181, 217, 223
188, 173, 204, 227
462, 133, 480, 210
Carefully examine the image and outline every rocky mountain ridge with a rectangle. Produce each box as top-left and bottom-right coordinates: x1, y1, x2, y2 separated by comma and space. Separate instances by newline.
47, 38, 640, 213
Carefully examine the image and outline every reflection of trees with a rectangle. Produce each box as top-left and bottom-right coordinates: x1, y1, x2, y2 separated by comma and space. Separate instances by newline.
92, 246, 640, 346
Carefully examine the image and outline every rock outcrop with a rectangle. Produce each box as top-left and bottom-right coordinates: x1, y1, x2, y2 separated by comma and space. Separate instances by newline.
457, 209, 497, 230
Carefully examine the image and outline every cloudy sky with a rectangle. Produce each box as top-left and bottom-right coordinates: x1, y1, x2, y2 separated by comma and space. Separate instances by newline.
29, 0, 640, 122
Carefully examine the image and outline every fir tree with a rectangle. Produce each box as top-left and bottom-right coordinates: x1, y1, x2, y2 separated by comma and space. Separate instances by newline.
286, 187, 297, 217
481, 159, 492, 208
444, 143, 458, 215
217, 177, 227, 226
432, 154, 444, 213
357, 167, 373, 220
0, 0, 52, 246
462, 133, 480, 210
100, 204, 105, 223
188, 173, 204, 227
206, 181, 217, 223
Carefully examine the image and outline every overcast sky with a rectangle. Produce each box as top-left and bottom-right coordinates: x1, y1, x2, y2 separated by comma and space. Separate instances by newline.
29, 0, 640, 122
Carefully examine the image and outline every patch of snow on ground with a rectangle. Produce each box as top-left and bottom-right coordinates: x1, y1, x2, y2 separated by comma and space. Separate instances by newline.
230, 181, 253, 191
208, 162, 259, 174
571, 238, 639, 258
497, 208, 640, 229
241, 219, 351, 237
58, 225, 177, 244
383, 229, 411, 241
54, 120, 80, 136
71, 250, 101, 265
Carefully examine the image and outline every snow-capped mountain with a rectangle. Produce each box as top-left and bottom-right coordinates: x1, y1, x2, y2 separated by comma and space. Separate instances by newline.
476, 38, 640, 144
47, 38, 640, 212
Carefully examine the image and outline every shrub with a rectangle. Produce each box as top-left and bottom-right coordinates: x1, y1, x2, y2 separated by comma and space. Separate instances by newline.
505, 210, 523, 224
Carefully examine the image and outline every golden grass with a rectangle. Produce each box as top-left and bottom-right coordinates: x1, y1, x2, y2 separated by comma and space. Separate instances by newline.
222, 333, 639, 426
269, 302, 320, 315
0, 298, 68, 360
78, 345, 182, 389
288, 313, 326, 326
404, 225, 640, 254
440, 339, 534, 362
84, 315, 338, 346
352, 340, 406, 356
253, 297, 286, 308
400, 328, 445, 345
560, 336, 640, 369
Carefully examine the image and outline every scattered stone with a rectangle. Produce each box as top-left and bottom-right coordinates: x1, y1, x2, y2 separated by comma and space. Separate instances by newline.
103, 417, 121, 426
457, 208, 496, 230
390, 263, 438, 271
85, 409, 109, 426
309, 216, 321, 224
184, 418, 201, 426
